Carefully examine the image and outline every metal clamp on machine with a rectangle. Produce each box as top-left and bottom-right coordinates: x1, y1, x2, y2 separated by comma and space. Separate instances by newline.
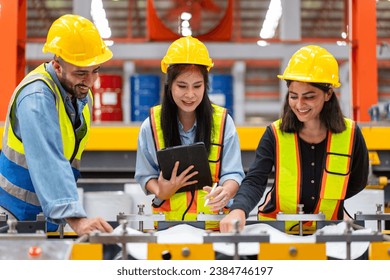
156, 210, 227, 230
196, 210, 226, 221
315, 220, 385, 260
156, 210, 227, 231
87, 219, 158, 260
116, 204, 165, 232
0, 212, 46, 235
0, 218, 46, 240
276, 204, 325, 236
203, 220, 270, 260
354, 204, 390, 232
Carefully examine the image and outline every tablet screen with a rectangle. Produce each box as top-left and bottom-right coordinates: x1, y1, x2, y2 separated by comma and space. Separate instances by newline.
156, 142, 213, 193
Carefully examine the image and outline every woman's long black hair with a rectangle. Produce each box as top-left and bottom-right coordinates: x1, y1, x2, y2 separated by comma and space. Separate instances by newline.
160, 64, 214, 153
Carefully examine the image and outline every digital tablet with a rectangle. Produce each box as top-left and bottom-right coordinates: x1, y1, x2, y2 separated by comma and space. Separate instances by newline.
156, 142, 213, 193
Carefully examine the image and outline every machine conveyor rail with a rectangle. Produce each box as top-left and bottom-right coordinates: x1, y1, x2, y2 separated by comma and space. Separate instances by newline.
203, 233, 270, 244
88, 232, 157, 244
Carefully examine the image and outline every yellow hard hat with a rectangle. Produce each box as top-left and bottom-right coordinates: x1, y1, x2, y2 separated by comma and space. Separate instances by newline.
42, 14, 113, 67
277, 45, 341, 88
161, 36, 214, 73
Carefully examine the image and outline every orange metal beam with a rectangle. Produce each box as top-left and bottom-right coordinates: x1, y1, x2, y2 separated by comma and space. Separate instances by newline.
17, 0, 26, 86
0, 0, 20, 121
349, 0, 378, 121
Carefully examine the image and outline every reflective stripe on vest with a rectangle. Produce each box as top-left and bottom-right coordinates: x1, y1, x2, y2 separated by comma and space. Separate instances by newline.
0, 63, 91, 229
150, 104, 227, 223
316, 118, 355, 220
259, 118, 354, 229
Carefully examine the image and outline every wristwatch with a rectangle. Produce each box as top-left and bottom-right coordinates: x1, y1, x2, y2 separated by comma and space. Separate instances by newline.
152, 197, 165, 208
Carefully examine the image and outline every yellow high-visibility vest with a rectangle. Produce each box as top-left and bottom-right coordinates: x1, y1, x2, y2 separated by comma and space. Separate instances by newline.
150, 104, 228, 225
0, 63, 92, 230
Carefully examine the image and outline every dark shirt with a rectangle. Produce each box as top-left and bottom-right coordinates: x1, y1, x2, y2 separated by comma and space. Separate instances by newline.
231, 124, 369, 219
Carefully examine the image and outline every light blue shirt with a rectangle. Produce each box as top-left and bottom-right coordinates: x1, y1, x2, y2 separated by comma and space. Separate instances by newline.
12, 62, 87, 224
135, 113, 245, 195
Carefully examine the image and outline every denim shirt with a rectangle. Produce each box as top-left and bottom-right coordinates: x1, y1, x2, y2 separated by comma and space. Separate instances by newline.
11, 62, 88, 224
135, 113, 245, 196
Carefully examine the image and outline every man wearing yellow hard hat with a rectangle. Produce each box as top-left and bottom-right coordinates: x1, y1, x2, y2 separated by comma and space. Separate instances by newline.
0, 14, 113, 235
135, 36, 245, 229
220, 45, 369, 233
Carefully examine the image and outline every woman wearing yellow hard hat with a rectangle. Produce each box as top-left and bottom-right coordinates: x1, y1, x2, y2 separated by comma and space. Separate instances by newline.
0, 14, 113, 236
220, 45, 369, 233
135, 36, 245, 229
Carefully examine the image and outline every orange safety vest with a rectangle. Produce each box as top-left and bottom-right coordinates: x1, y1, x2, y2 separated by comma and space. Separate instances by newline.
259, 118, 355, 231
150, 104, 228, 228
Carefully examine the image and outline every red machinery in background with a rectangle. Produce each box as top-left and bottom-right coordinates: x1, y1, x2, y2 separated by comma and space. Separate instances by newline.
92, 74, 123, 122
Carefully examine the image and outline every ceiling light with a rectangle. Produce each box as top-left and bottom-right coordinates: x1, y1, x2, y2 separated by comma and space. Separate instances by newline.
257, 40, 270, 47
181, 21, 190, 28
259, 0, 282, 39
104, 40, 114, 46
337, 41, 347, 46
181, 12, 192, 21
179, 12, 192, 36
91, 0, 112, 39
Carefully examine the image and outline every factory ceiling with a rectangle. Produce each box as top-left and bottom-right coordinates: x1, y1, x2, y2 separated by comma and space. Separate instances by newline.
26, 0, 390, 41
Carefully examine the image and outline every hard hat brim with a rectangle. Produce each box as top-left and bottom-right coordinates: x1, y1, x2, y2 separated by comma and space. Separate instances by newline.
277, 74, 341, 88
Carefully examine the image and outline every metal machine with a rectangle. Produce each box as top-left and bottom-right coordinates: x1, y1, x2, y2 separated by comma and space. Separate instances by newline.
1, 207, 389, 260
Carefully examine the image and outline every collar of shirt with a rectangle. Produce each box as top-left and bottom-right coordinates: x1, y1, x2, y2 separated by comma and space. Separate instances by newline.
178, 119, 197, 145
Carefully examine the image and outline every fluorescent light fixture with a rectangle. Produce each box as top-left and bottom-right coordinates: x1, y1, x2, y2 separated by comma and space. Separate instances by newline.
181, 20, 190, 28
180, 12, 192, 36
104, 40, 114, 47
337, 41, 347, 46
91, 0, 112, 40
181, 12, 192, 21
181, 28, 192, 36
257, 40, 270, 47
259, 0, 282, 39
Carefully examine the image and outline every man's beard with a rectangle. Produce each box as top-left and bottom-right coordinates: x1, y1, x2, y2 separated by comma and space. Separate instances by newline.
59, 73, 89, 100
62, 81, 88, 100
73, 84, 89, 99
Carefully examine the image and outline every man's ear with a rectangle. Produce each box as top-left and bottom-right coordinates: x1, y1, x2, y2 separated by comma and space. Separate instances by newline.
52, 59, 62, 74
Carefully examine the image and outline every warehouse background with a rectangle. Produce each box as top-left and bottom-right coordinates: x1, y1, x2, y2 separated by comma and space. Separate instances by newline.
2, 0, 390, 124
0, 0, 390, 226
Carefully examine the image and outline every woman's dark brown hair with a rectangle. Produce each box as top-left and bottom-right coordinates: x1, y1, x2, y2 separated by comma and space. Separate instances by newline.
280, 81, 346, 133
